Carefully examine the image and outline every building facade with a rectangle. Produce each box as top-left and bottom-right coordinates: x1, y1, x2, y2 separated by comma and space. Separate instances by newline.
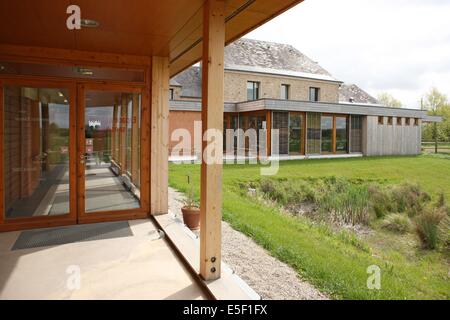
169, 38, 437, 159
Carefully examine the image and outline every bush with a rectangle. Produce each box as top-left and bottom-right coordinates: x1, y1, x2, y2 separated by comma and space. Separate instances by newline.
414, 208, 447, 249
381, 214, 412, 234
368, 185, 392, 218
390, 182, 430, 217
437, 215, 450, 250
318, 183, 370, 225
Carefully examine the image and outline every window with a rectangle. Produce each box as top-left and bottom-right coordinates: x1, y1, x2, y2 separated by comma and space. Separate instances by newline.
272, 112, 289, 155
289, 113, 303, 154
247, 81, 260, 101
378, 116, 384, 125
350, 115, 363, 153
306, 113, 321, 154
387, 116, 393, 125
397, 117, 402, 125
309, 87, 320, 102
405, 118, 411, 125
321, 115, 333, 153
169, 88, 174, 100
335, 116, 348, 153
281, 84, 290, 100
414, 118, 419, 126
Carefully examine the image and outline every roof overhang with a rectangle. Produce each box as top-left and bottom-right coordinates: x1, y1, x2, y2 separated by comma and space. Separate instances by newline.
0, 0, 304, 76
170, 98, 435, 119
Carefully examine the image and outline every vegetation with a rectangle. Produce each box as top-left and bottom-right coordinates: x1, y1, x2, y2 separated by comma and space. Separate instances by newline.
377, 92, 403, 108
422, 87, 450, 144
169, 155, 450, 299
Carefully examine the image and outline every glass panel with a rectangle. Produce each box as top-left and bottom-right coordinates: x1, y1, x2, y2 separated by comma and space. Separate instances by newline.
306, 113, 321, 154
336, 116, 348, 153
350, 115, 363, 153
84, 91, 141, 213
3, 86, 70, 218
0, 61, 144, 82
247, 82, 254, 101
321, 116, 333, 153
272, 112, 289, 155
289, 113, 303, 154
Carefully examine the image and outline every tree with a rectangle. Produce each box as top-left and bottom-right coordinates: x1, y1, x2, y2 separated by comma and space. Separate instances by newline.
377, 92, 403, 108
421, 87, 450, 152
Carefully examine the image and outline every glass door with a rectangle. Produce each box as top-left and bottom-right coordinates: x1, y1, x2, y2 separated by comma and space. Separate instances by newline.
77, 84, 148, 222
0, 81, 77, 227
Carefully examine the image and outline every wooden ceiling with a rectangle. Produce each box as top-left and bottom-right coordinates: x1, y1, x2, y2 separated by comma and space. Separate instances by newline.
0, 0, 303, 76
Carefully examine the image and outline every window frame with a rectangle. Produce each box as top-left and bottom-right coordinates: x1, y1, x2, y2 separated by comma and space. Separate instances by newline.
247, 81, 260, 101
280, 84, 290, 100
309, 87, 320, 102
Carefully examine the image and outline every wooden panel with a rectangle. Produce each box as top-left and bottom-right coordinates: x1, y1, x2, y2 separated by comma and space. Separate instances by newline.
131, 93, 140, 183
200, 0, 225, 281
0, 80, 4, 225
266, 110, 271, 156
119, 94, 128, 172
111, 104, 118, 161
150, 57, 169, 215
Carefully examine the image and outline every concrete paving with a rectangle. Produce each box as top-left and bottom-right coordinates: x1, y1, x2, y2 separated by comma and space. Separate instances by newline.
0, 219, 207, 300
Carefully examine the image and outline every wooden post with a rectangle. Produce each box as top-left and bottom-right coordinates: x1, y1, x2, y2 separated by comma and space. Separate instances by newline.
112, 104, 118, 162
131, 93, 140, 184
119, 94, 128, 173
150, 56, 169, 214
200, 0, 225, 281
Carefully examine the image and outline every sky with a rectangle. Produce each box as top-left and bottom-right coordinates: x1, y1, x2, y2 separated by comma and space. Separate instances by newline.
246, 0, 450, 109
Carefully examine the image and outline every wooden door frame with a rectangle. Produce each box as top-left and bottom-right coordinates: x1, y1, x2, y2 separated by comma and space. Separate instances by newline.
0, 77, 78, 232
76, 82, 149, 224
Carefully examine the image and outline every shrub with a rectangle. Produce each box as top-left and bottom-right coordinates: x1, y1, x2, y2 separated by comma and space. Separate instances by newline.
414, 208, 447, 249
381, 214, 412, 234
390, 182, 430, 217
368, 185, 392, 218
319, 184, 370, 225
437, 215, 450, 250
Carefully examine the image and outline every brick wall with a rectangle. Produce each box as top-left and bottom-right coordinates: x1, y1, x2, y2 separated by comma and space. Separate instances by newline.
224, 71, 340, 103
168, 110, 201, 155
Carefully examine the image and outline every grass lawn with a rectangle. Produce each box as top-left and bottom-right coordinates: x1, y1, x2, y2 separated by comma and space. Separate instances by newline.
169, 155, 450, 299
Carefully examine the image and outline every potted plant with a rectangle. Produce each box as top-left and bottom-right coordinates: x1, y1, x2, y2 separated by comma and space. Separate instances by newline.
181, 175, 200, 230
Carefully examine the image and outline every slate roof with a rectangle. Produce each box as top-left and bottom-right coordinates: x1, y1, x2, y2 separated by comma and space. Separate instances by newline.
172, 39, 339, 98
338, 83, 379, 105
224, 38, 332, 76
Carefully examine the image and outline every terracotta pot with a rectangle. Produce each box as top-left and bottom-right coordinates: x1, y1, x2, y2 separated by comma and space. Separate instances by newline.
181, 206, 200, 230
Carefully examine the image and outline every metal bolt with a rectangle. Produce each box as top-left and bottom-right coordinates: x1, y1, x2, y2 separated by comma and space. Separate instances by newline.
211, 267, 216, 273
211, 257, 216, 263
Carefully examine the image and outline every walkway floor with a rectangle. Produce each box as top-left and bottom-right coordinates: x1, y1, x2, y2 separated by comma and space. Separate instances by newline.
0, 219, 207, 299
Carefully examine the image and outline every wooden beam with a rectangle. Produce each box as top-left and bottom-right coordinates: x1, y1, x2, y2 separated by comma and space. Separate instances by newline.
119, 94, 128, 173
200, 0, 225, 281
150, 56, 169, 215
131, 94, 140, 184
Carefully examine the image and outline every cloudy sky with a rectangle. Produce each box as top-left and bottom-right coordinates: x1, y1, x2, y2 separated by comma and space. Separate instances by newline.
246, 0, 450, 109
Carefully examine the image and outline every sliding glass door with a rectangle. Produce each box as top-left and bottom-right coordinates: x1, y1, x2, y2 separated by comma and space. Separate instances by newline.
1, 81, 77, 225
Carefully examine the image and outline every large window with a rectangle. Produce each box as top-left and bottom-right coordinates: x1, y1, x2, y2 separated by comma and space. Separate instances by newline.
350, 115, 363, 153
309, 87, 320, 102
335, 116, 348, 153
272, 112, 289, 155
321, 115, 333, 153
247, 81, 260, 101
306, 113, 321, 154
3, 86, 71, 219
281, 84, 290, 100
289, 113, 303, 154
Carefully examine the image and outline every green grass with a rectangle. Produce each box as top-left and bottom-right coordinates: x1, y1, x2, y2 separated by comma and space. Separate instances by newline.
169, 155, 450, 299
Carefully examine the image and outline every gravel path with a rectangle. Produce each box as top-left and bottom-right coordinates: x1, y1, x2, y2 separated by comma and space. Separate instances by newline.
168, 187, 328, 300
